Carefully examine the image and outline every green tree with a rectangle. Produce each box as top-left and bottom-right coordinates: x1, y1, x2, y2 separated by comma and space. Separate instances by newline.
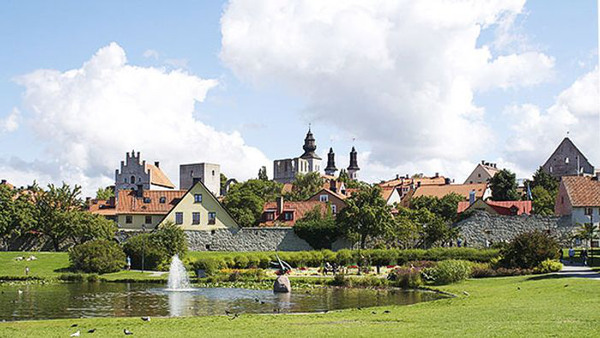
286, 172, 323, 201
531, 186, 555, 216
223, 179, 282, 226
67, 211, 116, 245
500, 230, 559, 269
154, 221, 188, 258
489, 169, 519, 201
394, 207, 454, 248
0, 185, 35, 249
336, 185, 394, 248
410, 193, 464, 223
576, 223, 599, 251
258, 166, 268, 181
95, 186, 114, 200
220, 173, 228, 195
294, 205, 339, 249
530, 166, 558, 193
386, 211, 419, 249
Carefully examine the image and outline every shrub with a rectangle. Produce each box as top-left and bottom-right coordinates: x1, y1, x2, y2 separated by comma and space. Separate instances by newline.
153, 222, 188, 258
69, 239, 125, 273
234, 255, 250, 269
335, 249, 354, 266
534, 259, 563, 274
424, 260, 472, 285
387, 267, 423, 288
500, 230, 560, 269
192, 258, 225, 276
123, 234, 169, 271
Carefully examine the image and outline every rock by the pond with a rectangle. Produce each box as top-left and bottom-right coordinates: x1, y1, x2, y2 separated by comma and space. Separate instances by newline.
273, 275, 291, 293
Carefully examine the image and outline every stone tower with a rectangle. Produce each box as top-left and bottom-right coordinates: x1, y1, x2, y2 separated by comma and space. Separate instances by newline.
299, 128, 322, 173
324, 147, 338, 176
347, 147, 360, 180
179, 163, 221, 196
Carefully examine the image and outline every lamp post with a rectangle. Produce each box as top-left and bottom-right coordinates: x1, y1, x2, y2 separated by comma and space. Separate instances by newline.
141, 224, 146, 273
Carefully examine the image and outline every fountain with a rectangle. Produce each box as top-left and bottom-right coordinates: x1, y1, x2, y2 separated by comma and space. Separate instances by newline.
166, 255, 193, 291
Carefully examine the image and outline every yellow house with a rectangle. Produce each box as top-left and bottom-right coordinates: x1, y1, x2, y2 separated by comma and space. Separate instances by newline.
160, 180, 239, 231
116, 190, 186, 230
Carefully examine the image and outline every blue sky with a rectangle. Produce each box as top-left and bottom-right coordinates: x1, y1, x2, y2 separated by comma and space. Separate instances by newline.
0, 0, 598, 195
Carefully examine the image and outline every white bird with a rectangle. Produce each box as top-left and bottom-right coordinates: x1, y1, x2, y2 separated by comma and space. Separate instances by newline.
124, 329, 133, 335
17, 290, 23, 295
141, 316, 150, 321
70, 330, 80, 337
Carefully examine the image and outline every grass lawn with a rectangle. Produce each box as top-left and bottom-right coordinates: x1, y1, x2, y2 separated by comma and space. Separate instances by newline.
1, 274, 598, 337
0, 251, 70, 279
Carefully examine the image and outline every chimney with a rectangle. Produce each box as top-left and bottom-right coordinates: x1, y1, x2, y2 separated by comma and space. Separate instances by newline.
330, 179, 337, 193
277, 196, 284, 215
137, 184, 144, 198
469, 190, 476, 205
396, 174, 399, 179
481, 160, 485, 165
445, 178, 451, 185
406, 174, 409, 179
417, 181, 421, 188
154, 161, 160, 168
435, 172, 439, 178
1, 179, 5, 184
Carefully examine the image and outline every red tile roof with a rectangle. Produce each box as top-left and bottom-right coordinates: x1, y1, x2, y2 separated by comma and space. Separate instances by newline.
260, 200, 326, 226
561, 176, 600, 207
458, 200, 532, 215
116, 190, 186, 214
413, 183, 487, 200
145, 164, 175, 189
88, 198, 117, 216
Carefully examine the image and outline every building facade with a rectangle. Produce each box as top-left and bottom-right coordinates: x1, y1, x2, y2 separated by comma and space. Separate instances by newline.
464, 161, 499, 184
114, 150, 175, 202
273, 129, 322, 184
555, 176, 600, 239
179, 163, 221, 196
542, 137, 594, 178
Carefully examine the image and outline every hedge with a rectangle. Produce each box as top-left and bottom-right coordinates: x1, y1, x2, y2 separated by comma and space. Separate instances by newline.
191, 248, 499, 275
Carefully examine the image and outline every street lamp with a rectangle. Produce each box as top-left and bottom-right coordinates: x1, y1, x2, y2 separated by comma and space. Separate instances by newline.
141, 224, 146, 273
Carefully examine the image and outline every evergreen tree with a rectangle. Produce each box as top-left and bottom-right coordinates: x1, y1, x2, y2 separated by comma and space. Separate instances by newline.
258, 166, 268, 181
489, 169, 519, 201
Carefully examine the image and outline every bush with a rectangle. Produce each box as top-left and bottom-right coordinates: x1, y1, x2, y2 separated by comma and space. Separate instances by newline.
69, 239, 126, 273
534, 259, 563, 274
424, 260, 472, 285
154, 222, 188, 258
500, 230, 560, 269
123, 234, 169, 271
387, 267, 423, 288
192, 258, 225, 276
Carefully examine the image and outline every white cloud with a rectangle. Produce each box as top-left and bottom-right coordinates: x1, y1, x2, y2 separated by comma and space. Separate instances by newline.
220, 0, 553, 174
0, 108, 20, 133
143, 49, 159, 60
503, 68, 600, 175
9, 42, 269, 195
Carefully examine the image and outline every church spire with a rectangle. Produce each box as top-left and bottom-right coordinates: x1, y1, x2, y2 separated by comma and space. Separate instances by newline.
300, 127, 322, 160
347, 146, 360, 180
324, 147, 338, 176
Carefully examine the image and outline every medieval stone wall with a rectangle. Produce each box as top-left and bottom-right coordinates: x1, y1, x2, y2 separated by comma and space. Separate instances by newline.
185, 227, 314, 252
455, 211, 576, 247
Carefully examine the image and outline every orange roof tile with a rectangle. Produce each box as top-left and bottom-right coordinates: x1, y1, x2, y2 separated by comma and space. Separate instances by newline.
379, 176, 446, 188
457, 200, 532, 215
561, 176, 600, 207
380, 186, 396, 201
260, 200, 326, 226
0, 180, 14, 190
311, 188, 348, 201
282, 183, 293, 194
145, 164, 175, 189
117, 190, 186, 214
413, 183, 487, 200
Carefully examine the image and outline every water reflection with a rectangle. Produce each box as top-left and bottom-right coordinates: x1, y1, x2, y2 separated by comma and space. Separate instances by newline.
0, 283, 444, 321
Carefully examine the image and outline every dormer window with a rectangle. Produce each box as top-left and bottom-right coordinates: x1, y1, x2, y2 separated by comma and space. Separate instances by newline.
143, 197, 151, 203
159, 197, 166, 204
283, 211, 294, 221
265, 212, 274, 221
319, 194, 329, 202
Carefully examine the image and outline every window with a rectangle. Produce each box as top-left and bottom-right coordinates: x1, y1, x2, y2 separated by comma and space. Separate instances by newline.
331, 204, 337, 214
284, 211, 294, 221
265, 212, 274, 221
477, 173, 481, 178
585, 208, 593, 216
125, 215, 132, 224
145, 215, 152, 224
143, 197, 151, 203
159, 197, 166, 204
319, 194, 329, 202
212, 170, 215, 176
565, 157, 569, 164
130, 176, 135, 184
194, 194, 202, 203
175, 212, 183, 225
208, 212, 216, 225
192, 212, 200, 225
205, 244, 211, 250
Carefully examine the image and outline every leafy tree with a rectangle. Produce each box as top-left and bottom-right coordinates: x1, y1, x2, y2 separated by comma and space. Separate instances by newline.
336, 185, 394, 248
258, 166, 268, 181
220, 173, 228, 195
338, 169, 349, 182
0, 185, 35, 249
575, 223, 599, 251
285, 172, 323, 201
531, 186, 555, 216
410, 193, 464, 223
337, 169, 363, 189
386, 211, 419, 249
294, 205, 339, 249
67, 211, 116, 245
223, 179, 282, 226
500, 230, 560, 269
154, 221, 188, 258
393, 207, 455, 249
489, 169, 519, 201
530, 166, 558, 193
69, 239, 125, 273
95, 186, 114, 200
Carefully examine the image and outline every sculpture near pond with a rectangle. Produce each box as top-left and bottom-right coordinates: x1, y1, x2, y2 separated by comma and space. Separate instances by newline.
271, 254, 292, 293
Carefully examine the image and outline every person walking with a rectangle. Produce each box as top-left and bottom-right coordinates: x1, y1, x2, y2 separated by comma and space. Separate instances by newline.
568, 247, 575, 264
25, 266, 30, 276
581, 249, 588, 266
126, 256, 131, 270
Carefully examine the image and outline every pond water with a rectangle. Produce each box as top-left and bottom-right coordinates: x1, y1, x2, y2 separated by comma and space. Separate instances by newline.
0, 283, 444, 321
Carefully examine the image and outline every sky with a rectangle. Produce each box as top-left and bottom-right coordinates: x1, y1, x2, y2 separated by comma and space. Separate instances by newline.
0, 0, 599, 196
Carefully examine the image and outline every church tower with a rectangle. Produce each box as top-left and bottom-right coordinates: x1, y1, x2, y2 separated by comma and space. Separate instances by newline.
347, 147, 360, 180
299, 128, 322, 173
324, 147, 338, 176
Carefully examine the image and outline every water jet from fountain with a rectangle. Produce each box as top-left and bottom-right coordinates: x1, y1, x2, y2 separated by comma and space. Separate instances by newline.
166, 254, 194, 291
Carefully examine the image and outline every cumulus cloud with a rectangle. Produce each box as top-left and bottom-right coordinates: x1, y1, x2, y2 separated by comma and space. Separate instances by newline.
9, 42, 269, 195
503, 68, 600, 176
0, 108, 20, 133
143, 49, 160, 59
220, 0, 554, 179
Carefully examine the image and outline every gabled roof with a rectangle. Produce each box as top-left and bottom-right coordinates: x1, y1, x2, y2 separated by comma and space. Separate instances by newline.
413, 183, 487, 200
145, 163, 175, 189
380, 186, 396, 201
311, 188, 348, 201
379, 176, 446, 188
543, 137, 592, 169
88, 198, 117, 216
260, 200, 326, 226
561, 176, 600, 207
458, 199, 532, 215
116, 190, 186, 214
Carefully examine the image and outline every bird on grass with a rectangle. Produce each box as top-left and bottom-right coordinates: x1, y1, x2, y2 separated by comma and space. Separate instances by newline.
229, 313, 240, 320
356, 307, 362, 311
384, 310, 391, 314
225, 310, 232, 315
517, 287, 521, 290
462, 291, 470, 296
371, 311, 377, 315
87, 329, 96, 333
124, 329, 133, 335
141, 316, 151, 322
71, 324, 78, 327
70, 330, 80, 337
254, 298, 260, 303
564, 284, 569, 287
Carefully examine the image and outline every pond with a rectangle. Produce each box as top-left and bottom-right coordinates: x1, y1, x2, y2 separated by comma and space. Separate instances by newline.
0, 283, 444, 321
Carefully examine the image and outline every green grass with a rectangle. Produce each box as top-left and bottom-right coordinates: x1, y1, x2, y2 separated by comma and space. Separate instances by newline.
99, 270, 168, 282
0, 251, 70, 279
1, 274, 599, 337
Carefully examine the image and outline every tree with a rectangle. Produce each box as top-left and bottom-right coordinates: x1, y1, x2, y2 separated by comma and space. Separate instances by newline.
531, 186, 555, 216
336, 185, 394, 248
0, 185, 35, 249
285, 172, 323, 201
576, 223, 599, 251
393, 207, 455, 249
223, 179, 282, 226
410, 193, 464, 223
294, 205, 339, 249
220, 173, 228, 195
489, 169, 519, 201
500, 230, 560, 269
67, 212, 116, 245
530, 166, 558, 193
258, 166, 268, 181
95, 186, 114, 200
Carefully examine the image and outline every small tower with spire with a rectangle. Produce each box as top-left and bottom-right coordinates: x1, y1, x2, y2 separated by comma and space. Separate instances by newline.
324, 147, 338, 176
299, 127, 322, 173
347, 147, 360, 180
